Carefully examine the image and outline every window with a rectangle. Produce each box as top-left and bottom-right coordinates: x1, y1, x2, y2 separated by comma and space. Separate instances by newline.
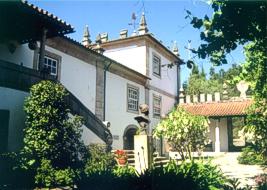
44, 56, 58, 76
153, 54, 161, 77
127, 85, 139, 112
153, 95, 161, 118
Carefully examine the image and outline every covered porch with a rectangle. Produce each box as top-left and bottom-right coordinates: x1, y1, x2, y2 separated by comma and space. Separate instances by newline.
182, 99, 253, 152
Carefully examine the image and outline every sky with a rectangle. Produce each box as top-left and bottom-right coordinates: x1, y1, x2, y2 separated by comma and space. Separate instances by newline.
30, 0, 245, 83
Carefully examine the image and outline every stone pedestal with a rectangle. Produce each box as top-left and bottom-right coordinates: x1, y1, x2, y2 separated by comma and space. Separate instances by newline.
134, 135, 153, 174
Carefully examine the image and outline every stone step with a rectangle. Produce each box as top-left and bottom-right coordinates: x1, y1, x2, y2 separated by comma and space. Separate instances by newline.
154, 156, 169, 162
127, 158, 135, 163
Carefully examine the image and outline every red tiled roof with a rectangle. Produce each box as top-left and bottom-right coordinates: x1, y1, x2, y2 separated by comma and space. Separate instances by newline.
181, 99, 253, 117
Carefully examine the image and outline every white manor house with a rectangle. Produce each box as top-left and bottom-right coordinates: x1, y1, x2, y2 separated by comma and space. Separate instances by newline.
0, 1, 251, 155
0, 1, 182, 153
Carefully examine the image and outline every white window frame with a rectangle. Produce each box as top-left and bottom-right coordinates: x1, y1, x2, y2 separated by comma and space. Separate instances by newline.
152, 53, 161, 77
34, 50, 61, 79
127, 84, 139, 113
43, 56, 58, 76
153, 94, 161, 118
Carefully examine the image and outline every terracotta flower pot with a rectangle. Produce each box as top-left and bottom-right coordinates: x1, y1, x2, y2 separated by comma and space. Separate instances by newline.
118, 158, 127, 165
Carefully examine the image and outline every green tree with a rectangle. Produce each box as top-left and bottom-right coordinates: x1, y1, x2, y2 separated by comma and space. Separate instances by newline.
153, 107, 209, 160
186, 64, 223, 95
187, 0, 267, 158
223, 64, 243, 97
186, 73, 208, 95
20, 80, 88, 187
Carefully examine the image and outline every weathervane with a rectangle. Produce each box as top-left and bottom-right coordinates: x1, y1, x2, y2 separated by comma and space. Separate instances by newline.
128, 12, 137, 31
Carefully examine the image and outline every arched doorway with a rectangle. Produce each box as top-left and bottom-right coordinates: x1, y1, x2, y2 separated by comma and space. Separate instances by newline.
123, 125, 138, 150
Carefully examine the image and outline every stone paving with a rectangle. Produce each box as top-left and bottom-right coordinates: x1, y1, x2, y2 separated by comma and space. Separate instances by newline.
211, 152, 266, 188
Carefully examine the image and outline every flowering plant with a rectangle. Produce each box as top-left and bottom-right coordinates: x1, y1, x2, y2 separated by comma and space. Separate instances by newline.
114, 150, 127, 160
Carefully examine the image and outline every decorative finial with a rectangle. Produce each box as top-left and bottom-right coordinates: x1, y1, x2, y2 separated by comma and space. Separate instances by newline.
222, 82, 229, 100
179, 87, 185, 104
138, 12, 148, 35
172, 41, 179, 56
82, 25, 91, 47
94, 33, 105, 54
237, 81, 249, 99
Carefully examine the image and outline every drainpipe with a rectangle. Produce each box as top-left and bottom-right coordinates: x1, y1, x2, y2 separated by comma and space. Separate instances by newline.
176, 61, 181, 104
38, 28, 47, 72
103, 61, 113, 121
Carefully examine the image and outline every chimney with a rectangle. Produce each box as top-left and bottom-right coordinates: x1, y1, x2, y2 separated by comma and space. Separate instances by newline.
193, 95, 198, 103
214, 92, 220, 102
200, 94, 205, 102
100, 32, 108, 43
120, 29, 128, 39
207, 94, 212, 102
138, 12, 149, 35
186, 95, 191, 104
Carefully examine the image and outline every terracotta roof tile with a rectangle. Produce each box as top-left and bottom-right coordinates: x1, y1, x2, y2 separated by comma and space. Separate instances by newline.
181, 99, 253, 117
22, 0, 74, 30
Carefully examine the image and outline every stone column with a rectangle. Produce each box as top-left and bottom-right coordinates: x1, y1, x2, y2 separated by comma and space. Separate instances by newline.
215, 119, 220, 152
134, 135, 153, 174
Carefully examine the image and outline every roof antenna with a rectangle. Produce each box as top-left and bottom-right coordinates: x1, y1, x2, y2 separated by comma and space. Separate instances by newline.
187, 40, 192, 60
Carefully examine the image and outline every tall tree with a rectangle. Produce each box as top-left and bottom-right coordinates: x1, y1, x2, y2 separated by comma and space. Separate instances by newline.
20, 81, 88, 172
187, 0, 267, 157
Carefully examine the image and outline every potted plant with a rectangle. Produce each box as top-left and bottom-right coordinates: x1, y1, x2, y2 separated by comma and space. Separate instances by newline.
115, 150, 128, 165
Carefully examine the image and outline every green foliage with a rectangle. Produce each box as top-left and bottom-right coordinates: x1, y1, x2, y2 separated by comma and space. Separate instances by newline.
78, 144, 226, 190
187, 1, 266, 66
185, 64, 243, 97
243, 98, 267, 159
223, 178, 252, 190
222, 64, 246, 97
35, 159, 76, 188
19, 80, 87, 187
0, 152, 35, 189
237, 146, 266, 165
165, 160, 225, 190
240, 41, 267, 159
136, 166, 197, 190
153, 107, 209, 160
186, 68, 211, 95
187, 0, 267, 160
112, 165, 136, 177
84, 144, 116, 175
79, 164, 198, 190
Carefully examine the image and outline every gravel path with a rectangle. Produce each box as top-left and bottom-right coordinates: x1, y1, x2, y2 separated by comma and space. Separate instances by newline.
211, 152, 266, 188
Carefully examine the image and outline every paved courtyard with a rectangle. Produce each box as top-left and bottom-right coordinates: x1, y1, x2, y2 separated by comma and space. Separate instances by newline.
211, 152, 266, 188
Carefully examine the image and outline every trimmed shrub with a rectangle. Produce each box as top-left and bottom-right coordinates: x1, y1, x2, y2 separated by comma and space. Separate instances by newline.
84, 144, 116, 175
237, 146, 266, 165
165, 160, 225, 190
78, 159, 226, 190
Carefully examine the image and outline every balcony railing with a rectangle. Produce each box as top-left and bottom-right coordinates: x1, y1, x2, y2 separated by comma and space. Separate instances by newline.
0, 59, 112, 146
